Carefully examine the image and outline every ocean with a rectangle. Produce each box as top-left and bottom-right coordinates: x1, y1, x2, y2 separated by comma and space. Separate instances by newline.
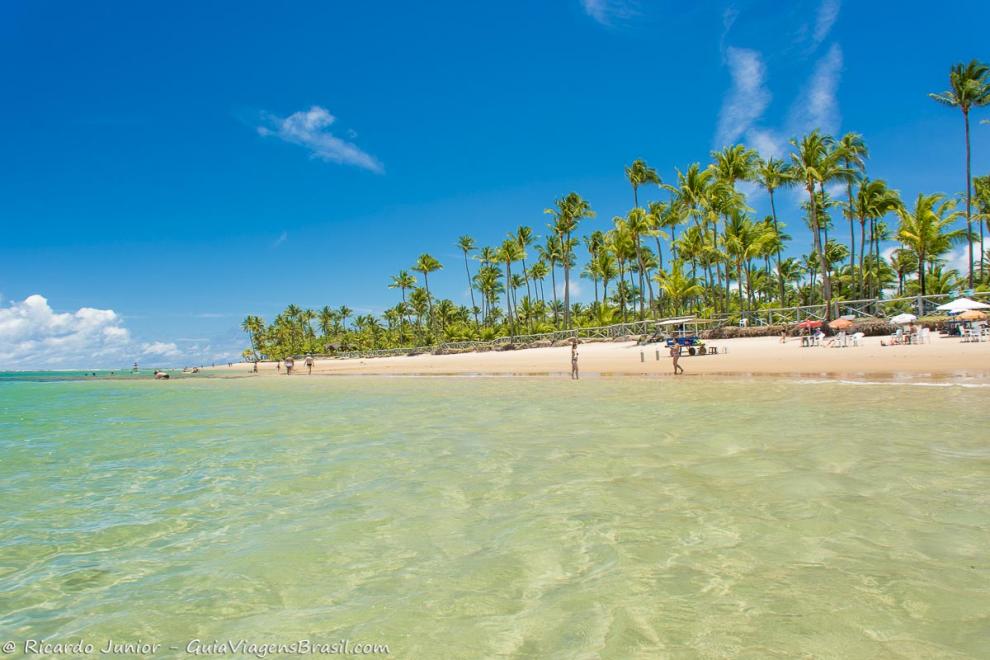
1, 375, 987, 657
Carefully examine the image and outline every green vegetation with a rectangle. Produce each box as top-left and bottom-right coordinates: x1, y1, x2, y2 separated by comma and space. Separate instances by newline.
244, 60, 990, 360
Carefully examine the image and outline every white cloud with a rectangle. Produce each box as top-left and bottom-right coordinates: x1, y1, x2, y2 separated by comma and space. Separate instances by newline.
580, 0, 637, 26
747, 127, 786, 159
790, 44, 843, 135
272, 231, 288, 248
0, 295, 183, 369
257, 106, 383, 173
715, 47, 771, 148
141, 341, 181, 358
812, 0, 841, 47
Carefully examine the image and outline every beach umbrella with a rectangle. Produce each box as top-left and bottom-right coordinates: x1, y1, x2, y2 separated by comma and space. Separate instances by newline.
935, 297, 990, 313
958, 310, 988, 321
796, 319, 823, 329
829, 318, 854, 330
890, 313, 917, 325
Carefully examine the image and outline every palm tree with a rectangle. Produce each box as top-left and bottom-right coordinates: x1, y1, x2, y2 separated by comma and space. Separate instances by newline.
656, 260, 702, 315
545, 193, 594, 329
412, 253, 442, 328
625, 159, 661, 209
754, 156, 796, 303
790, 131, 852, 317
930, 60, 990, 287
514, 226, 535, 304
974, 174, 990, 279
625, 208, 658, 318
895, 193, 965, 295
497, 239, 524, 336
837, 133, 869, 279
890, 248, 919, 296
389, 270, 416, 303
456, 236, 480, 326
850, 179, 902, 297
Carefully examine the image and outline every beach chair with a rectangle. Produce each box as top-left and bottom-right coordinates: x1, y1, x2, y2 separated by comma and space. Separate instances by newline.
851, 332, 864, 347
830, 331, 847, 348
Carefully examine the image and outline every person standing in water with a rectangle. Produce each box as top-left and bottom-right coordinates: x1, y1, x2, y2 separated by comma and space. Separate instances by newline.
285, 357, 294, 375
570, 339, 580, 380
305, 355, 314, 375
670, 343, 684, 375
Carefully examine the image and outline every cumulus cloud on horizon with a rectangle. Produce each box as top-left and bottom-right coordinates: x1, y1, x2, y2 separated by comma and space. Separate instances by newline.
0, 294, 190, 369
257, 106, 383, 173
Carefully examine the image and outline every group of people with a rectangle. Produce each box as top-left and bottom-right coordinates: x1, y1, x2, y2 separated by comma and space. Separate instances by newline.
272, 355, 316, 375
569, 338, 684, 379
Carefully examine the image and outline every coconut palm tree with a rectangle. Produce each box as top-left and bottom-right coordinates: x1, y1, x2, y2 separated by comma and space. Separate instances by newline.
656, 260, 702, 315
930, 59, 990, 287
514, 226, 535, 304
545, 193, 594, 329
389, 270, 416, 304
625, 207, 658, 318
456, 236, 480, 326
974, 174, 990, 279
625, 159, 661, 209
497, 239, 524, 336
790, 131, 852, 317
850, 179, 902, 297
754, 156, 796, 303
412, 253, 442, 329
895, 193, 965, 295
836, 133, 869, 278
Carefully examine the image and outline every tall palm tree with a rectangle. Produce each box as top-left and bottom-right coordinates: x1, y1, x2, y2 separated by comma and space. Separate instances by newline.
895, 193, 965, 295
930, 59, 990, 287
456, 236, 480, 326
754, 156, 795, 303
836, 133, 869, 278
625, 207, 657, 318
389, 270, 416, 303
412, 253, 442, 328
625, 159, 661, 209
497, 239, 524, 336
850, 179, 902, 297
790, 131, 852, 317
545, 193, 594, 329
514, 226, 535, 304
974, 174, 990, 279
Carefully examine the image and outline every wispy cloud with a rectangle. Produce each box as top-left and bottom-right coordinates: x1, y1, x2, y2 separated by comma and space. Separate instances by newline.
580, 0, 637, 26
714, 47, 771, 148
257, 106, 383, 173
812, 0, 841, 47
272, 231, 288, 249
790, 43, 843, 135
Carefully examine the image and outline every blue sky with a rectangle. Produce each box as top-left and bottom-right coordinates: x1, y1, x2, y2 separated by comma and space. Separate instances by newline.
2, 0, 989, 367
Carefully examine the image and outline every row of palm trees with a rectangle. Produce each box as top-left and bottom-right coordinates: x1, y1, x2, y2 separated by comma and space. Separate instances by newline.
242, 60, 990, 358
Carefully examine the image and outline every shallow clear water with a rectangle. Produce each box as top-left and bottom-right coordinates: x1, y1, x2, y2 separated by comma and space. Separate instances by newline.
1, 376, 988, 658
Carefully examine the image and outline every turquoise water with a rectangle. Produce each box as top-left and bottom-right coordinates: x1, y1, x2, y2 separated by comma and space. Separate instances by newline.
1, 376, 988, 658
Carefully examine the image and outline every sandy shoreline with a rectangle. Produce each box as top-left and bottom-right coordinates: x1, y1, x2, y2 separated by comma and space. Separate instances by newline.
208, 334, 990, 381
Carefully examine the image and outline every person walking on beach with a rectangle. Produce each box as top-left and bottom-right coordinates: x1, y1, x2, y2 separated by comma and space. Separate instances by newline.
276, 361, 281, 374
253, 360, 258, 373
570, 339, 580, 380
285, 357, 294, 375
305, 355, 314, 375
670, 343, 684, 375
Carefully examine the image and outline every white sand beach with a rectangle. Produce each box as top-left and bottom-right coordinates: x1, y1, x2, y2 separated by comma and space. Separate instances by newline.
213, 333, 990, 379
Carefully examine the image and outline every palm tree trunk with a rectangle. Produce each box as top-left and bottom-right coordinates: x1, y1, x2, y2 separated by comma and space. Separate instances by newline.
769, 189, 786, 305
550, 261, 559, 325
463, 252, 479, 326
965, 109, 974, 288
847, 179, 856, 287
809, 184, 832, 317
858, 217, 867, 297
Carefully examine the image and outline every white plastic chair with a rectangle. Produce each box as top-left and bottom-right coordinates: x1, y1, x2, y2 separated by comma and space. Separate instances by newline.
851, 332, 865, 347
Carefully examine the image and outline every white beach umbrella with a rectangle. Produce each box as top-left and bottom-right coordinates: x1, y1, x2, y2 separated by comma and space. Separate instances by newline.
890, 313, 917, 325
935, 297, 990, 313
